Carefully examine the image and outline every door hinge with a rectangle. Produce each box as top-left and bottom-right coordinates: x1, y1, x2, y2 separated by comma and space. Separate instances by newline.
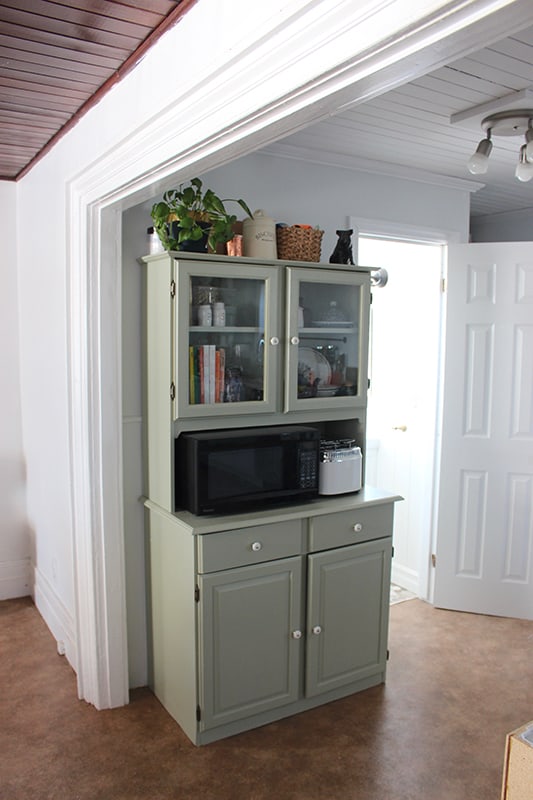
170, 382, 176, 401
431, 553, 437, 568
170, 280, 176, 298
194, 584, 200, 603
196, 705, 201, 722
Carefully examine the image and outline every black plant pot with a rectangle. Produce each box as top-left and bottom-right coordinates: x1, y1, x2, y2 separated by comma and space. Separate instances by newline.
170, 220, 210, 252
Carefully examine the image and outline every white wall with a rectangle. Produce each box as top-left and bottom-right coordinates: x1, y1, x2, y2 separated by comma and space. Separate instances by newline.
0, 181, 29, 600
201, 152, 470, 252
471, 208, 533, 242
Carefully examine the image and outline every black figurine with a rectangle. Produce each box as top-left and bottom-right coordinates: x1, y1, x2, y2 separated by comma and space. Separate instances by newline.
329, 229, 354, 265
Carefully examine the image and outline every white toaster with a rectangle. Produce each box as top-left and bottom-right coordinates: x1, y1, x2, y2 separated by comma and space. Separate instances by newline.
318, 440, 362, 495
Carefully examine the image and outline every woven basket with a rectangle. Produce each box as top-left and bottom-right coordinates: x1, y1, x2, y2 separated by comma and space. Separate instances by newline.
276, 226, 324, 262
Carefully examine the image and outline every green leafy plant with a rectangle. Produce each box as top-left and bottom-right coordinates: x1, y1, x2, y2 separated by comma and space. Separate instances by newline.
151, 178, 253, 253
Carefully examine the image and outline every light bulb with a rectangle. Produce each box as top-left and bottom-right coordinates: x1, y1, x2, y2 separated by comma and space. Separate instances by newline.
515, 145, 533, 182
467, 137, 492, 175
468, 152, 489, 174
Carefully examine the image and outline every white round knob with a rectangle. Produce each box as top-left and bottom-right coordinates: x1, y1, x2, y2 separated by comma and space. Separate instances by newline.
270, 336, 279, 346
292, 630, 303, 639
353, 523, 363, 533
290, 336, 299, 345
312, 625, 322, 635
251, 541, 262, 552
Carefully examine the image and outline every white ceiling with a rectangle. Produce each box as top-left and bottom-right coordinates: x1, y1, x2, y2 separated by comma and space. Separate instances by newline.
275, 22, 533, 219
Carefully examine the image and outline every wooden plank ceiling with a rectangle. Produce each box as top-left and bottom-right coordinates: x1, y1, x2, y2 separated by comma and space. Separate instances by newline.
0, 0, 191, 180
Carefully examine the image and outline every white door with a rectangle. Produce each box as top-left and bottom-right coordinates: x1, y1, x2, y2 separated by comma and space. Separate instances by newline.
359, 237, 443, 596
434, 242, 533, 620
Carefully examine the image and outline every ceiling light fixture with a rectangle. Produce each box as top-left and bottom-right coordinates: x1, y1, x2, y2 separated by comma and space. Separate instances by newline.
467, 109, 533, 182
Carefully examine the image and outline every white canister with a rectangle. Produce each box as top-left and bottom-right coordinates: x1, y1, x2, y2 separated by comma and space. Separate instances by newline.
197, 305, 212, 326
213, 302, 226, 327
243, 209, 277, 259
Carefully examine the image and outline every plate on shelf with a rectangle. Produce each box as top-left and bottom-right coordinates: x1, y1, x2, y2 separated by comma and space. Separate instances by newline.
298, 347, 332, 385
311, 320, 355, 328
316, 385, 341, 397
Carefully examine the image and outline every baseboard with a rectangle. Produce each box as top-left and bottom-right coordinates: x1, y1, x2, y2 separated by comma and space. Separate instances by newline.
391, 562, 419, 595
34, 566, 77, 673
0, 557, 32, 600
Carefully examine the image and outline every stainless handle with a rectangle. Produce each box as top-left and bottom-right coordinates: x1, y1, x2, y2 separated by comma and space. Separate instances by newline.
270, 336, 279, 346
290, 336, 299, 345
292, 630, 303, 640
392, 425, 407, 432
251, 541, 262, 552
353, 523, 363, 533
312, 625, 322, 635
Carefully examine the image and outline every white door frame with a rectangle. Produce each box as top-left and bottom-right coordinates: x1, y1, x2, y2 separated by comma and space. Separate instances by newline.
67, 0, 533, 709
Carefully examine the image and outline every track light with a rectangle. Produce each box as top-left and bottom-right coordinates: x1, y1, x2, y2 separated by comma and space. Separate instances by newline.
526, 122, 533, 162
467, 109, 533, 183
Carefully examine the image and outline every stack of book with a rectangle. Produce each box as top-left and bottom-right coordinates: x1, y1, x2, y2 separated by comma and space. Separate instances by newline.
189, 345, 226, 404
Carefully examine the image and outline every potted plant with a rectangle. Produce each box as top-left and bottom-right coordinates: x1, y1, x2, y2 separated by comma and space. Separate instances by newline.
151, 177, 253, 253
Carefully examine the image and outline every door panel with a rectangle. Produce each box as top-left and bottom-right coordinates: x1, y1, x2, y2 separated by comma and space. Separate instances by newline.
198, 557, 302, 730
306, 539, 391, 697
434, 243, 533, 619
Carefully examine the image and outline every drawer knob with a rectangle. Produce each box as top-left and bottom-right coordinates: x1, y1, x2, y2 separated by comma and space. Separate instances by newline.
353, 523, 363, 533
251, 541, 262, 552
292, 630, 303, 639
312, 625, 322, 635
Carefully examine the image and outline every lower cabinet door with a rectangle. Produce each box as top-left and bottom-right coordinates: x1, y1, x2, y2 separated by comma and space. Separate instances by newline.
198, 556, 303, 731
305, 538, 392, 698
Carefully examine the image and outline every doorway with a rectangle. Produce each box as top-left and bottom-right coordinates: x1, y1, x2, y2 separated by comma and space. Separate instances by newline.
358, 236, 445, 599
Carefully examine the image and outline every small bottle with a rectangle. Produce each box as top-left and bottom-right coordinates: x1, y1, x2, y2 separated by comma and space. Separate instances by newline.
147, 226, 164, 254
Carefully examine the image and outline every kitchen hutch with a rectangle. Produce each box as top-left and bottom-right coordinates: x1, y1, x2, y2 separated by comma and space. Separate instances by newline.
142, 251, 400, 745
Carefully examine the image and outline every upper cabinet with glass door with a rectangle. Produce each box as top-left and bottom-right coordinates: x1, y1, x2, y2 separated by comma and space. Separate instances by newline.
285, 267, 370, 412
174, 258, 281, 418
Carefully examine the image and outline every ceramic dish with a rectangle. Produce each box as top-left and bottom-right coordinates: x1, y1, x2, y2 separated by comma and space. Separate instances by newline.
298, 347, 332, 385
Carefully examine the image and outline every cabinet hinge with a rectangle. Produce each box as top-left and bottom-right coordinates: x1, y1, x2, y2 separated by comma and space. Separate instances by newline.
170, 382, 176, 401
170, 280, 176, 298
368, 378, 371, 389
392, 545, 395, 558
431, 553, 437, 568
387, 649, 390, 661
194, 584, 200, 603
441, 277, 446, 293
196, 705, 201, 722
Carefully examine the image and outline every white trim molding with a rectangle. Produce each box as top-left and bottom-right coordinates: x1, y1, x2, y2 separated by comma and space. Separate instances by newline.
34, 566, 77, 668
65, 0, 533, 709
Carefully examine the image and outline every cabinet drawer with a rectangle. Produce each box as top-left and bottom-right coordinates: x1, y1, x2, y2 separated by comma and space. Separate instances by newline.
309, 504, 394, 552
197, 519, 304, 573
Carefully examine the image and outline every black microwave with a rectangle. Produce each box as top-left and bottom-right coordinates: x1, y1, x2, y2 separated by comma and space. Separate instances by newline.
175, 425, 320, 515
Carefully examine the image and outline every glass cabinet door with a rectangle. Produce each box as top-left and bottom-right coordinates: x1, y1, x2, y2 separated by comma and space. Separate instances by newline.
285, 267, 370, 411
174, 260, 280, 418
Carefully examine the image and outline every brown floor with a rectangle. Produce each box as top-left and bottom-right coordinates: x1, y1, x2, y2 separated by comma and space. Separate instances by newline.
1, 597, 532, 800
